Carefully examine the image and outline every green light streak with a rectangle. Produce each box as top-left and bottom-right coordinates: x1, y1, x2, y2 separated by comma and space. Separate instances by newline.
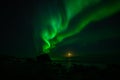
64, 0, 100, 19
57, 0, 120, 41
34, 0, 120, 54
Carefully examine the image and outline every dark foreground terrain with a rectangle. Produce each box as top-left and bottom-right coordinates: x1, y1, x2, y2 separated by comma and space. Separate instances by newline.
0, 54, 120, 80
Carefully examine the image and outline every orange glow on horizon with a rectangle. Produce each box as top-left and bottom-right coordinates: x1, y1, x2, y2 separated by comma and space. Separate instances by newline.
67, 52, 72, 57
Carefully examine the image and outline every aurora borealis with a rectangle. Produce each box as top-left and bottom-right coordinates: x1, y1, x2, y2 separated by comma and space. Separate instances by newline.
33, 0, 120, 54
1, 0, 120, 62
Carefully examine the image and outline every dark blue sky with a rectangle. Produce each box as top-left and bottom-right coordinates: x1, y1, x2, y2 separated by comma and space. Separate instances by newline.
1, 0, 120, 64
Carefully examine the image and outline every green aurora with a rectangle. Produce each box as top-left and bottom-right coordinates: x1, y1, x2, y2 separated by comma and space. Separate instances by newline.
33, 0, 120, 54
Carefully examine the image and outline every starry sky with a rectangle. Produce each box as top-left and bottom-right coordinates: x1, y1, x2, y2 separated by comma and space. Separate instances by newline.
1, 0, 120, 63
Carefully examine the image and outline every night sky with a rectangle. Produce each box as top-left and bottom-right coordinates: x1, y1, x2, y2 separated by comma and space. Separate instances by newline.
1, 0, 120, 63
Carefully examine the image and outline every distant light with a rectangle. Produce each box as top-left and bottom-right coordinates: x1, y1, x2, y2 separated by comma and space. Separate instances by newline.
67, 52, 72, 57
